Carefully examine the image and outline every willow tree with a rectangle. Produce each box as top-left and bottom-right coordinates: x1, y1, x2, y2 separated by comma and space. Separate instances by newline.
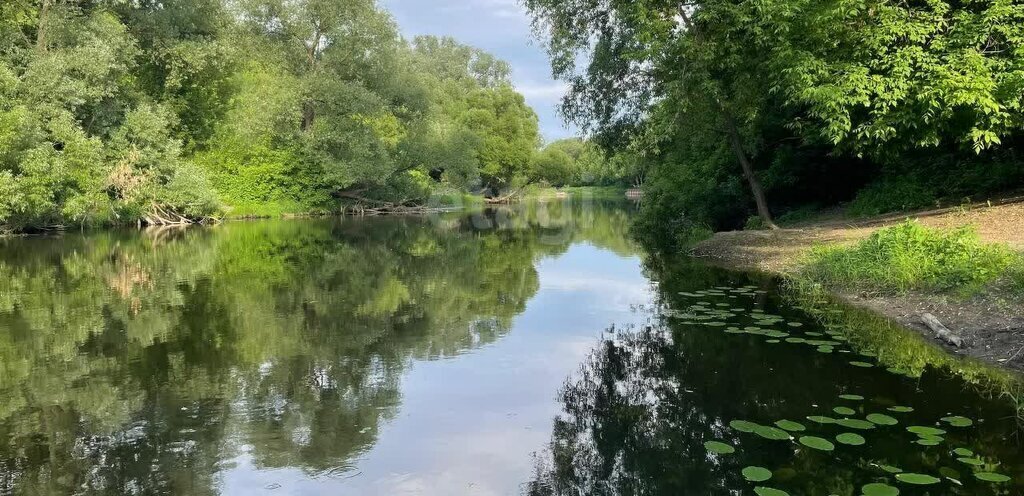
524, 0, 780, 228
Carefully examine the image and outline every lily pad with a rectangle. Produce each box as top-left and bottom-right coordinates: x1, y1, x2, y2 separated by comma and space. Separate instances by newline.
807, 415, 836, 424
956, 457, 984, 466
941, 416, 973, 427
895, 473, 940, 485
861, 483, 899, 496
907, 426, 946, 437
834, 406, 856, 416
888, 406, 914, 413
916, 438, 942, 446
775, 420, 806, 432
836, 418, 876, 430
754, 487, 789, 496
754, 425, 792, 441
799, 436, 835, 451
953, 448, 974, 457
704, 441, 735, 455
839, 394, 865, 401
730, 420, 759, 433
878, 464, 903, 474
742, 466, 773, 482
974, 472, 1011, 483
850, 361, 874, 368
866, 413, 898, 426
836, 432, 866, 446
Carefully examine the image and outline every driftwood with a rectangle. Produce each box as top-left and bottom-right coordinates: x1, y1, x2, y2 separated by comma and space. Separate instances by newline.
921, 313, 965, 348
343, 204, 440, 216
144, 203, 192, 226
142, 204, 220, 226
484, 188, 525, 204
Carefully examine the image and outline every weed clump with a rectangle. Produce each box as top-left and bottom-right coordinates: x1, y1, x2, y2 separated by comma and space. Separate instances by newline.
802, 221, 1018, 294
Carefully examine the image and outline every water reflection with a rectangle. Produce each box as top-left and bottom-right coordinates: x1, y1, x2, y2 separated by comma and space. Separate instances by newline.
527, 257, 1024, 496
0, 200, 642, 495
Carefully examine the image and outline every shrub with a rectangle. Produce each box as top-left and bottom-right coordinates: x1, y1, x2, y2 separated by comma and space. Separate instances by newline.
743, 215, 767, 231
802, 221, 1015, 294
1008, 256, 1024, 295
847, 177, 938, 217
676, 223, 714, 248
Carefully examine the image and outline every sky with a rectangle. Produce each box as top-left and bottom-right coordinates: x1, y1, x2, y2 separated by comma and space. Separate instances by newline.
381, 0, 578, 142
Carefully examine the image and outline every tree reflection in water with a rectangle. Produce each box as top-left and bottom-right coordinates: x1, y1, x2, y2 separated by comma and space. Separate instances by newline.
526, 257, 1024, 496
0, 200, 637, 495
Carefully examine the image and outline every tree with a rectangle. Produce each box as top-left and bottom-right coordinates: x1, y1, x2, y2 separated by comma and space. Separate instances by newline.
461, 86, 541, 195
0, 0, 544, 231
531, 146, 573, 186
524, 0, 779, 228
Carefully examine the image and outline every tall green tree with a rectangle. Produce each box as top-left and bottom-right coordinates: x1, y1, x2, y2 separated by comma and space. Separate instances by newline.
525, 0, 780, 227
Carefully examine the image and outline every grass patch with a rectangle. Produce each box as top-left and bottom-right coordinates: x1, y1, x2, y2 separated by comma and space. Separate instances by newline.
1008, 256, 1024, 295
802, 221, 1019, 295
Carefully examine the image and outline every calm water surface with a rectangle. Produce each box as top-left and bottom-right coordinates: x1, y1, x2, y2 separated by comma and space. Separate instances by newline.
0, 201, 1021, 495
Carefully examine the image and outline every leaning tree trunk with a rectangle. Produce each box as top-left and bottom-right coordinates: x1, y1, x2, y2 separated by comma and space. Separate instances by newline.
723, 113, 778, 230
678, 6, 777, 230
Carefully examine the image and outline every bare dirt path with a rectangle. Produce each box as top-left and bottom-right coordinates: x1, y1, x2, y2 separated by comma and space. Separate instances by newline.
691, 200, 1024, 371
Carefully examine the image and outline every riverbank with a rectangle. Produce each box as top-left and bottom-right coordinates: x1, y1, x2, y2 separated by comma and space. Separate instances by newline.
691, 200, 1024, 371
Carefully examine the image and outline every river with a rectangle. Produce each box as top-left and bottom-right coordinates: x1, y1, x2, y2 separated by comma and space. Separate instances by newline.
0, 200, 1020, 495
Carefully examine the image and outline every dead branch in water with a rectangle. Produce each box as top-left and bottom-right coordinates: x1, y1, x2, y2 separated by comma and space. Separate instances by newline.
485, 188, 524, 204
143, 203, 220, 226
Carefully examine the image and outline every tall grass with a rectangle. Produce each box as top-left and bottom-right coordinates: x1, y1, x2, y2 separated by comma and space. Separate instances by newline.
802, 221, 1018, 294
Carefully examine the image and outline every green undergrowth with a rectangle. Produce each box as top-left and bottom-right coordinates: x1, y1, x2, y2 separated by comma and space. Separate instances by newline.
802, 221, 1022, 295
784, 279, 1024, 415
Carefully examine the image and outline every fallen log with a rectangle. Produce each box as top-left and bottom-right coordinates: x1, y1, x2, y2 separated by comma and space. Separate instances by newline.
920, 313, 965, 348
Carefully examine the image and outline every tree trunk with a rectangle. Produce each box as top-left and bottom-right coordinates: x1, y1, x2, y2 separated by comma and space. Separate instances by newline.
723, 112, 778, 229
300, 28, 322, 132
301, 103, 315, 132
678, 5, 777, 229
36, 0, 51, 52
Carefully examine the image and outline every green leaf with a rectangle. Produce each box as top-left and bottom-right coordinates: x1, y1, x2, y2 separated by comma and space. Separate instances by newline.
799, 436, 835, 451
974, 472, 1011, 483
742, 466, 773, 482
894, 473, 940, 485
866, 413, 898, 426
774, 420, 806, 432
730, 420, 759, 433
704, 441, 735, 455
754, 487, 790, 496
861, 482, 899, 496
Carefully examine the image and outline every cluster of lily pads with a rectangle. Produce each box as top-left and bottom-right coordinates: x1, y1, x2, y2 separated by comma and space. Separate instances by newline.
704, 393, 1013, 494
674, 286, 1016, 494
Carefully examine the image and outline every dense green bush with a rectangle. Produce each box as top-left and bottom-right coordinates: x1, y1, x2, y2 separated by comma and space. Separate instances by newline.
802, 221, 1017, 294
846, 177, 939, 217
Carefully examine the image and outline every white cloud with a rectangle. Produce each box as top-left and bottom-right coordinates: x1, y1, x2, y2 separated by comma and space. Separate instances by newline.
515, 81, 568, 101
